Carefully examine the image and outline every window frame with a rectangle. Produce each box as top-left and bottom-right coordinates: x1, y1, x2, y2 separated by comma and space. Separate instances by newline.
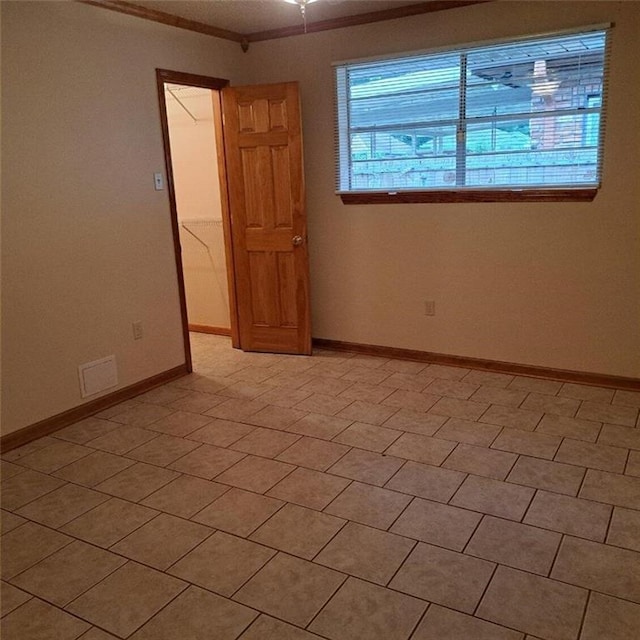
334, 25, 610, 204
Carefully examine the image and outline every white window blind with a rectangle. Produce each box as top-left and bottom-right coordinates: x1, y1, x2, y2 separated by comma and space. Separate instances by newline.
334, 26, 611, 194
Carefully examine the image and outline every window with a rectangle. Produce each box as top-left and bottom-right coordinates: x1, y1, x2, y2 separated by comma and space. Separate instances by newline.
334, 26, 610, 203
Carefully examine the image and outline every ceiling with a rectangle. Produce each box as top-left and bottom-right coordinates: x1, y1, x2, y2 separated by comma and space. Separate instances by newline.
137, 1, 430, 34
86, 1, 487, 42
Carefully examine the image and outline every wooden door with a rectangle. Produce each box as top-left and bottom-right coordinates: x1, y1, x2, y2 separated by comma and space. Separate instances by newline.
222, 82, 311, 354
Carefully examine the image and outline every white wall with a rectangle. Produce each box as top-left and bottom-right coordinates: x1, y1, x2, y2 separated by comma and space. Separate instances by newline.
166, 87, 230, 328
166, 87, 222, 221
0, 1, 244, 435
243, 1, 640, 378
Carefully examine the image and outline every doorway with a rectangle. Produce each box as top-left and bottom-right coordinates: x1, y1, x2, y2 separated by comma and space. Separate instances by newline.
157, 70, 312, 370
164, 82, 231, 336
156, 69, 240, 371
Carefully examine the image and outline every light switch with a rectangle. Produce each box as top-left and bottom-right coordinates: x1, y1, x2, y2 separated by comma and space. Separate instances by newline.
154, 172, 164, 190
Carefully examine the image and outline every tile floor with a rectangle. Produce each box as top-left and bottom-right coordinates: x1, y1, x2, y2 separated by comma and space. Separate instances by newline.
2, 332, 640, 639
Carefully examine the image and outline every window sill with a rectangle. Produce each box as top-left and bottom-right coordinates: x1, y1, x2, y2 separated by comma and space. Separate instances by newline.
339, 189, 598, 205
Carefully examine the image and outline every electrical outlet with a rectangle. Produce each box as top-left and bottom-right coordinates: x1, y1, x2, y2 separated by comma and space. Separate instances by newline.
132, 321, 143, 340
424, 300, 436, 316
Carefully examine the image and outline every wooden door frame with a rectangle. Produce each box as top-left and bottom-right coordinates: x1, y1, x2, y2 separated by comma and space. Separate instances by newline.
155, 68, 241, 372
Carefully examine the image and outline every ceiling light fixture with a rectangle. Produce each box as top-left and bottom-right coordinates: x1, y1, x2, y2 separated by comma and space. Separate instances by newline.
284, 0, 319, 33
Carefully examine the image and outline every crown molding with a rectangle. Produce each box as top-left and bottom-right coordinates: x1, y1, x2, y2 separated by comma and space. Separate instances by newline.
79, 1, 490, 49
79, 0, 244, 42
247, 1, 488, 42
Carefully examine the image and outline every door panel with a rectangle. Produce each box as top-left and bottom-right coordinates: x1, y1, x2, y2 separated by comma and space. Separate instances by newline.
277, 253, 297, 327
222, 82, 311, 354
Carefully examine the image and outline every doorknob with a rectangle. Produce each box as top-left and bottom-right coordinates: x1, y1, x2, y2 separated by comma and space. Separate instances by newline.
292, 235, 304, 246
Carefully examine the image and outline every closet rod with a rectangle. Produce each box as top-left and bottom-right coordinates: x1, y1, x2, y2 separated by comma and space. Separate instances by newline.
166, 87, 198, 124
